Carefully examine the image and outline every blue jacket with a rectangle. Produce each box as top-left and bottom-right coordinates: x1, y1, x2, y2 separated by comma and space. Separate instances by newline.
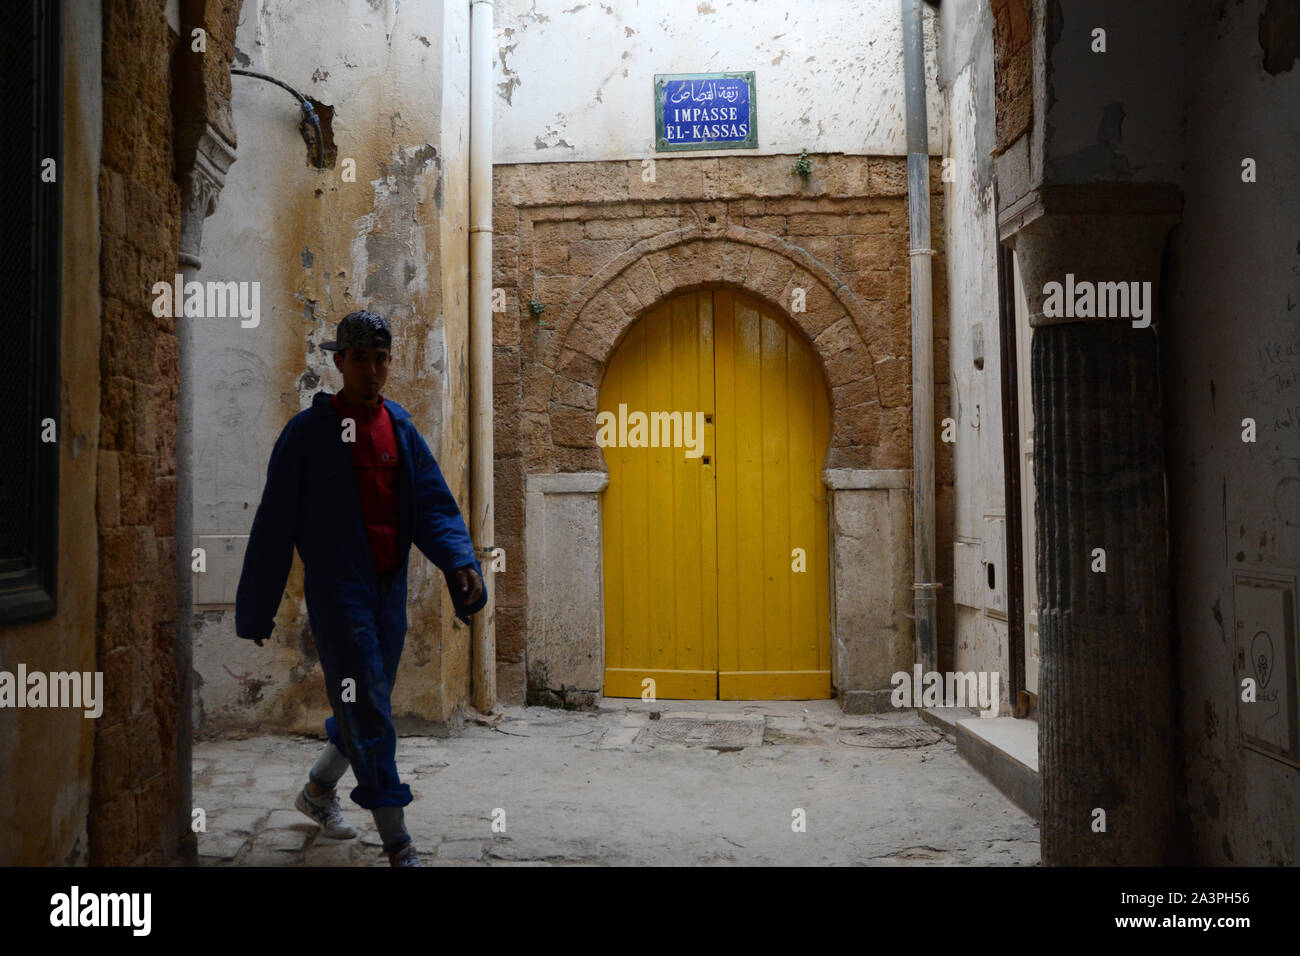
235, 391, 487, 643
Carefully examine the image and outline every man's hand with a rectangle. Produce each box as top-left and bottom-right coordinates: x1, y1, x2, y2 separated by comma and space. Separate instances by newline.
452, 565, 484, 607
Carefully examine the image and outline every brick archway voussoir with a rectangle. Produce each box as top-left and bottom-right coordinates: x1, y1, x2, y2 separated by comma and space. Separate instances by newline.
543, 226, 881, 371
543, 227, 699, 370
542, 228, 889, 451
566, 289, 627, 367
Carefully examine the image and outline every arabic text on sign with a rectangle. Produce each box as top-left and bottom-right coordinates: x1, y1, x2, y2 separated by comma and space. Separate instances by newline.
661, 77, 751, 145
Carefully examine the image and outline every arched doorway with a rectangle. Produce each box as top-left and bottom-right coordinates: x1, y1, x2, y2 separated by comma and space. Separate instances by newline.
600, 288, 832, 699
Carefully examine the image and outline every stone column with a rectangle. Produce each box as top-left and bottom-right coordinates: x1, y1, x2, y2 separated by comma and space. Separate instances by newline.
175, 124, 236, 863
1004, 184, 1182, 864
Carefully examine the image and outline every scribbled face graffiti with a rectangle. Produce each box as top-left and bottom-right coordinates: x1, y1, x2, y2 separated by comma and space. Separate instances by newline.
195, 347, 271, 531
1251, 630, 1273, 689
204, 348, 269, 434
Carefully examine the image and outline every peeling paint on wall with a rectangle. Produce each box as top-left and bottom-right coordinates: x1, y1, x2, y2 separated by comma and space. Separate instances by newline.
192, 0, 468, 735
493, 0, 945, 162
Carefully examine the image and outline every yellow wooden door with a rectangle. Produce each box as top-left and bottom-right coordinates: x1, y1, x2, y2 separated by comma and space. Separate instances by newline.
601, 289, 831, 699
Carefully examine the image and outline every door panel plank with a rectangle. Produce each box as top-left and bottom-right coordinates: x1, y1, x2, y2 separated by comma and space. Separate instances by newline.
620, 318, 650, 672
601, 337, 626, 670
644, 303, 676, 671
787, 328, 820, 671
759, 305, 792, 674
714, 290, 740, 679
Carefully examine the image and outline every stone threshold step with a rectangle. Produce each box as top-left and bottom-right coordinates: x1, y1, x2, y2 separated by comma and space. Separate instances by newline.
919, 707, 1041, 822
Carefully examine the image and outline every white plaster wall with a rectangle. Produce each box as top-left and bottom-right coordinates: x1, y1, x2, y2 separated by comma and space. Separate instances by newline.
194, 0, 453, 537
494, 0, 944, 163
944, 51, 999, 546
938, 0, 1008, 703
192, 0, 465, 732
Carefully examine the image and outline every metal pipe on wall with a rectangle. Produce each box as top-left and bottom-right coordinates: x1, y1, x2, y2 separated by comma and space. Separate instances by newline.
469, 0, 496, 711
902, 0, 939, 674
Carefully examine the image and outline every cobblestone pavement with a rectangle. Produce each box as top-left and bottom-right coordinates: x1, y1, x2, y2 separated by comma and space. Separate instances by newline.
193, 700, 1040, 866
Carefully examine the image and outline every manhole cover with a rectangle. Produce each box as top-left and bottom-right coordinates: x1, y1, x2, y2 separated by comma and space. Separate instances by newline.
837, 726, 944, 748
635, 716, 765, 748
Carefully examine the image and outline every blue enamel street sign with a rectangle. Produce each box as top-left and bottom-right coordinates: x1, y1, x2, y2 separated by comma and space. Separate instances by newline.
655, 72, 757, 151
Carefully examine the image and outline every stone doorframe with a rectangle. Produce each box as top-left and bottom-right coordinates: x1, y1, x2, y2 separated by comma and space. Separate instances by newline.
522, 228, 915, 710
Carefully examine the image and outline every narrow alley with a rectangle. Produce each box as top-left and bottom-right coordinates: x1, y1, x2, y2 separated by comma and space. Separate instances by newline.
194, 703, 1038, 866
2, 0, 1296, 929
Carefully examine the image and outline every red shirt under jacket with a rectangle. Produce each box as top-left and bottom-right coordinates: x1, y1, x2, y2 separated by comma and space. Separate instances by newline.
330, 392, 400, 576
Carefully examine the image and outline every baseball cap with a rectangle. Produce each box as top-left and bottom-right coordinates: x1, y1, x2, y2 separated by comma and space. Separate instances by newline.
321, 310, 393, 352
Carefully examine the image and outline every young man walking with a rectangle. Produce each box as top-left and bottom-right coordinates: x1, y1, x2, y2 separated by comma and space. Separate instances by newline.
235, 309, 487, 867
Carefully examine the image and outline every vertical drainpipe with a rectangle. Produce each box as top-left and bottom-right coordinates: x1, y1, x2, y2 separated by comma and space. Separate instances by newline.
469, 0, 497, 711
902, 0, 939, 675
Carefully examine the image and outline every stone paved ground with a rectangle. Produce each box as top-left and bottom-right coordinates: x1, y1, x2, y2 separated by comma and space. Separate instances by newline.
193, 700, 1040, 866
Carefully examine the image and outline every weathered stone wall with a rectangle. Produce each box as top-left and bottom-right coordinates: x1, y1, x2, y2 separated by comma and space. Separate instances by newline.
174, 0, 240, 173
492, 154, 953, 703
90, 0, 241, 866
91, 0, 184, 868
989, 0, 1031, 154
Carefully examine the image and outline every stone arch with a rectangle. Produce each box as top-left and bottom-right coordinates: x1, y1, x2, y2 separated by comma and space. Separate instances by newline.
536, 227, 899, 474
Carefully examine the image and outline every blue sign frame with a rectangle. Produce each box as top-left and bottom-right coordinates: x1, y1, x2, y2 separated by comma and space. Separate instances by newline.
654, 71, 757, 151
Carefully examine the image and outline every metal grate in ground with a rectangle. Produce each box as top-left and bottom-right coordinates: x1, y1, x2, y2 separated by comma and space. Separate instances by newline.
837, 725, 946, 748
634, 713, 766, 748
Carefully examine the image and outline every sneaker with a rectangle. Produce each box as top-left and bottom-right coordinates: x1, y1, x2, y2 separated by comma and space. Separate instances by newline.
294, 785, 358, 839
388, 843, 422, 867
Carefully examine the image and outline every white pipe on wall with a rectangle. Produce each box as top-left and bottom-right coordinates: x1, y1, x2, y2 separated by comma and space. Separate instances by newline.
902, 0, 939, 675
469, 0, 496, 710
